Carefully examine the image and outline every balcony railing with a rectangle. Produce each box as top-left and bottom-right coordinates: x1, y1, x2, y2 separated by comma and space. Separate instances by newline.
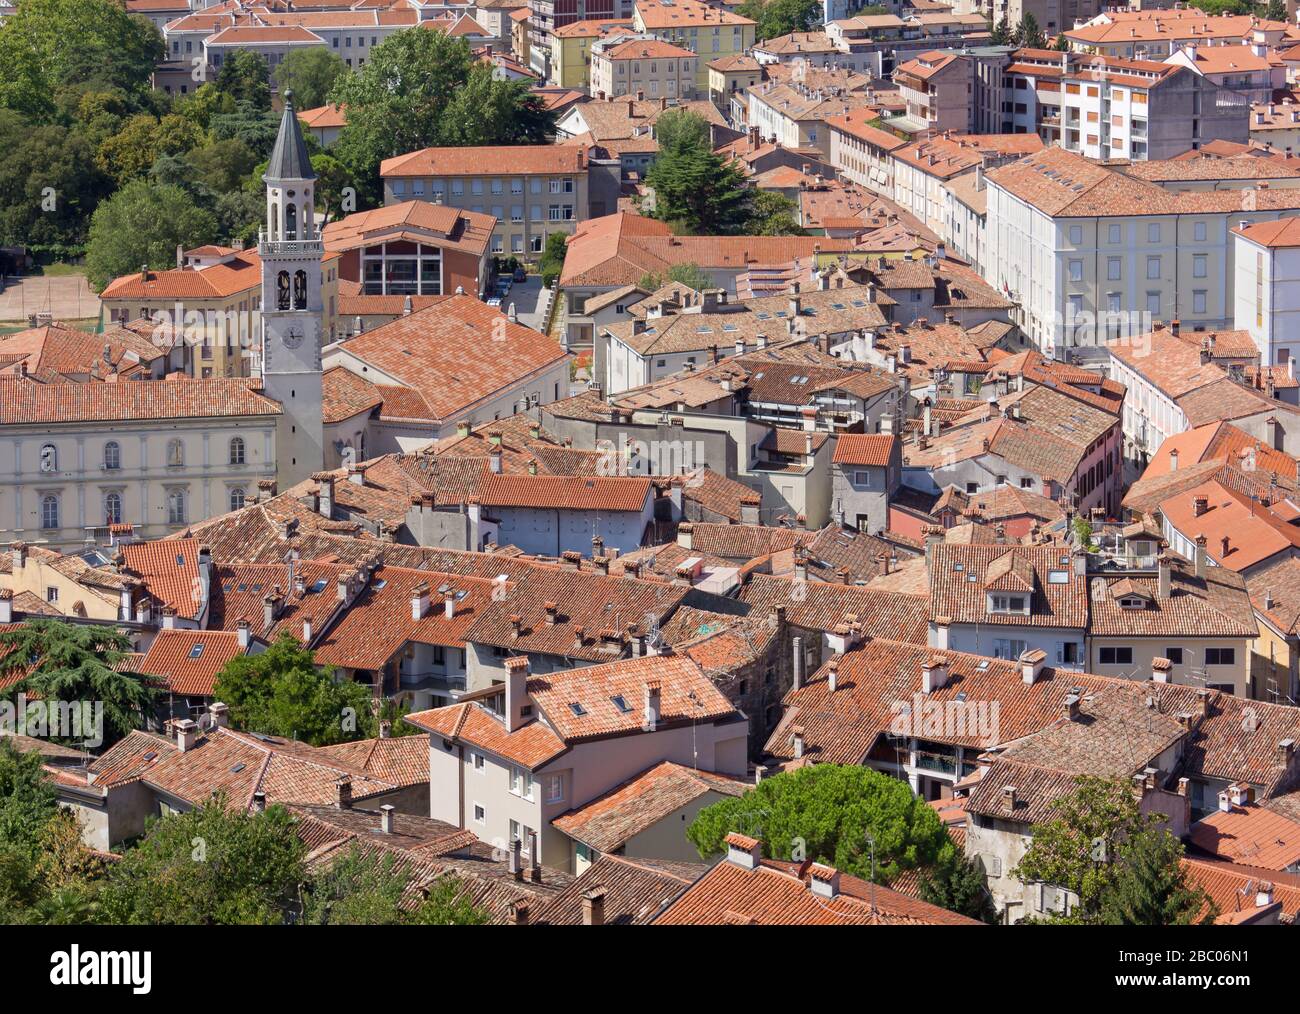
259, 234, 322, 257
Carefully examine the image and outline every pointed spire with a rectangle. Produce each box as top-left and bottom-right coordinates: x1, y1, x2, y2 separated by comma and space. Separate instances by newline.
265, 90, 315, 183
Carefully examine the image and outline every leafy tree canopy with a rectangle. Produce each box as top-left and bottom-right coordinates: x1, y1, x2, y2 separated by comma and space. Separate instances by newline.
83, 179, 217, 290
273, 48, 349, 111
745, 189, 806, 236
211, 632, 380, 746
215, 50, 272, 112
1014, 775, 1216, 925
0, 620, 154, 745
687, 764, 956, 883
638, 262, 714, 293
330, 29, 554, 206
302, 845, 490, 925
98, 796, 306, 925
0, 0, 164, 122
646, 113, 752, 235
737, 0, 822, 41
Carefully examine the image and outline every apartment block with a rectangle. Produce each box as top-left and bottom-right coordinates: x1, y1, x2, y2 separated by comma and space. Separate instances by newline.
380, 145, 589, 257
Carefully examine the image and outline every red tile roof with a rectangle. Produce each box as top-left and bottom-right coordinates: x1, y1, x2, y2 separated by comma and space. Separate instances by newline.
833, 433, 896, 467
135, 628, 245, 697
382, 144, 586, 178
0, 377, 280, 424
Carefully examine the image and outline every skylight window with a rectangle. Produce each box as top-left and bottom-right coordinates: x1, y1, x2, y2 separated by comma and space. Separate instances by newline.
569, 702, 588, 717
189, 643, 205, 659
310, 579, 327, 593
1048, 571, 1069, 584
610, 695, 633, 714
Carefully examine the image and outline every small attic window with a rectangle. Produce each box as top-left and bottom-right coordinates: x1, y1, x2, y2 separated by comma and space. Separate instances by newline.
610, 694, 633, 714
189, 643, 205, 659
569, 702, 587, 717
1119, 597, 1147, 610
1048, 571, 1069, 584
310, 579, 327, 593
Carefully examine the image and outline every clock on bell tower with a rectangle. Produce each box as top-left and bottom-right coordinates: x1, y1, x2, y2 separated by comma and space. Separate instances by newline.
258, 90, 325, 491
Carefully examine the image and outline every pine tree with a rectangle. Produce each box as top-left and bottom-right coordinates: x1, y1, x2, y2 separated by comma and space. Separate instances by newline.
990, 16, 1013, 46
1098, 830, 1218, 926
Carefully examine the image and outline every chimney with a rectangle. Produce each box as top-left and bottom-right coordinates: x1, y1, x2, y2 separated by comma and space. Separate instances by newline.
1192, 495, 1209, 517
489, 447, 502, 474
725, 832, 762, 870
10, 541, 26, 573
252, 790, 266, 813
792, 725, 805, 759
315, 472, 334, 518
1195, 535, 1207, 578
209, 702, 229, 728
1064, 693, 1081, 721
380, 804, 395, 834
336, 776, 353, 809
792, 635, 804, 690
509, 900, 529, 924
237, 619, 250, 649
1256, 882, 1275, 908
808, 863, 841, 900
444, 590, 455, 619
1020, 648, 1047, 684
411, 581, 430, 620
1152, 657, 1172, 683
581, 888, 606, 926
544, 600, 558, 625
1169, 448, 1178, 472
827, 657, 839, 693
1158, 555, 1171, 598
644, 680, 661, 731
0, 589, 11, 624
921, 654, 949, 693
379, 720, 392, 739
161, 606, 176, 630
175, 719, 198, 752
1003, 785, 1017, 811
509, 836, 522, 880
505, 655, 530, 732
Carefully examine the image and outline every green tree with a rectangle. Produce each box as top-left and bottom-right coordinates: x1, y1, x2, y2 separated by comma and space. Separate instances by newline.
745, 189, 806, 236
84, 179, 217, 290
98, 796, 305, 925
216, 50, 272, 111
173, 82, 237, 134
0, 739, 58, 854
0, 111, 112, 254
539, 230, 568, 286
212, 632, 378, 746
1015, 13, 1046, 49
653, 108, 712, 152
638, 262, 714, 292
917, 847, 998, 924
990, 16, 1013, 46
1014, 775, 1214, 925
0, 0, 163, 122
302, 845, 490, 925
646, 135, 752, 234
189, 137, 261, 196
1266, 0, 1287, 20
96, 112, 204, 187
0, 620, 154, 746
687, 765, 955, 883
737, 0, 822, 41
274, 48, 348, 111
331, 29, 555, 205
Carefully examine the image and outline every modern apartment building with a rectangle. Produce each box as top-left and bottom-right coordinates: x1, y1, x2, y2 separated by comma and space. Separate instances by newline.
380, 145, 589, 257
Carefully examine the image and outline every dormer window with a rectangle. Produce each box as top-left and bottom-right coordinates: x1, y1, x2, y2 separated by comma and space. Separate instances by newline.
1119, 597, 1146, 610
988, 593, 1029, 614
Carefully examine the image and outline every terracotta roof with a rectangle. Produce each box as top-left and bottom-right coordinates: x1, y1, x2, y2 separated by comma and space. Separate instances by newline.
0, 377, 280, 425
134, 628, 244, 697
332, 295, 567, 424
323, 200, 495, 258
477, 474, 651, 512
1158, 479, 1300, 572
552, 761, 748, 851
121, 538, 204, 619
1183, 857, 1300, 922
101, 251, 263, 300
928, 544, 1088, 629
833, 433, 896, 467
654, 852, 982, 924
739, 572, 928, 643
635, 0, 753, 29
533, 854, 704, 924
382, 144, 586, 178
1189, 800, 1300, 871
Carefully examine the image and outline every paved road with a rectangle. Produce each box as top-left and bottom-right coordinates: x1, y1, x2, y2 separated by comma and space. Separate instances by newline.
490, 276, 546, 331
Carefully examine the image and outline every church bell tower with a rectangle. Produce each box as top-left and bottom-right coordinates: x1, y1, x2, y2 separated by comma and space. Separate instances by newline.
259, 90, 324, 490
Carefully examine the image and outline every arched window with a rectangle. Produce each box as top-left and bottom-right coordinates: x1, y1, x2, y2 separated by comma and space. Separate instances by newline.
167, 489, 187, 525
39, 444, 57, 472
104, 441, 121, 470
104, 493, 122, 525
277, 270, 291, 310
41, 495, 59, 530
285, 201, 297, 240
229, 487, 246, 512
293, 270, 307, 310
229, 436, 245, 465
167, 439, 184, 467
270, 202, 279, 240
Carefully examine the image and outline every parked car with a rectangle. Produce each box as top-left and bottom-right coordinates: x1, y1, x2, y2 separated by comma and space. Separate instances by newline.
513, 267, 527, 283
487, 297, 502, 308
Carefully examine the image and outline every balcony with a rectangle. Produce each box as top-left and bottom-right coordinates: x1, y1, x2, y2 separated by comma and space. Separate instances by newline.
914, 749, 958, 775
258, 233, 322, 258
